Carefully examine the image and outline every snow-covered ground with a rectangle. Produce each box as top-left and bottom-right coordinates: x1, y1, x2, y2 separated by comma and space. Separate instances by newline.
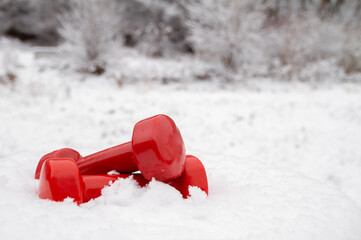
1, 43, 361, 239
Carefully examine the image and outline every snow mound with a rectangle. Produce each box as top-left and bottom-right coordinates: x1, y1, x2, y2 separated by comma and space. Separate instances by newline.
0, 153, 360, 240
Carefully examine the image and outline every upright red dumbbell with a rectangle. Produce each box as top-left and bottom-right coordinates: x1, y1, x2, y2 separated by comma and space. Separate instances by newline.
38, 155, 208, 204
35, 115, 186, 181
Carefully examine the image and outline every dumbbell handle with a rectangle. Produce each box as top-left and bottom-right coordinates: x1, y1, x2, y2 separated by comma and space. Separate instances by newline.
77, 141, 137, 175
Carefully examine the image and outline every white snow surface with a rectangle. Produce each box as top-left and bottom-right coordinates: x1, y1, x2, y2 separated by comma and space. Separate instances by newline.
1, 44, 361, 239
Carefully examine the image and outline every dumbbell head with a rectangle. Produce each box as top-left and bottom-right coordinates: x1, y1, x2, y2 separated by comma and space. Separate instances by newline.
38, 158, 128, 204
35, 148, 82, 179
35, 115, 186, 181
167, 155, 208, 198
38, 155, 208, 204
38, 158, 84, 204
132, 114, 186, 181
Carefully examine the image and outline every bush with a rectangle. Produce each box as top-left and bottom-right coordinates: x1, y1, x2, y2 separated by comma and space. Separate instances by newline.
57, 0, 121, 74
186, 0, 361, 82
187, 0, 266, 75
121, 0, 190, 57
0, 39, 18, 87
0, 0, 67, 45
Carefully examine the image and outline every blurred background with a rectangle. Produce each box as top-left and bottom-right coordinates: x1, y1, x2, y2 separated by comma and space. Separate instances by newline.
0, 0, 361, 210
0, 0, 361, 84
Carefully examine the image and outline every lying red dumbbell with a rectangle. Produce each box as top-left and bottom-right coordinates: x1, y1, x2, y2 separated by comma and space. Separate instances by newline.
38, 155, 208, 204
35, 114, 186, 181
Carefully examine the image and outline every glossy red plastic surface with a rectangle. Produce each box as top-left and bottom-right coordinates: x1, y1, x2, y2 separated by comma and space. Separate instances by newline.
38, 158, 84, 204
38, 155, 208, 204
35, 115, 186, 181
35, 148, 81, 179
77, 142, 137, 175
166, 155, 208, 198
132, 114, 186, 181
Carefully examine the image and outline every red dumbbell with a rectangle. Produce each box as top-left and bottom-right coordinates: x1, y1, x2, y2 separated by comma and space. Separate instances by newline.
35, 114, 186, 181
38, 155, 208, 204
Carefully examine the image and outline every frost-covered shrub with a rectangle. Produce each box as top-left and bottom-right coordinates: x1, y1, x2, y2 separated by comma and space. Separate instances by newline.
0, 0, 191, 55
187, 0, 361, 82
187, 0, 266, 76
265, 17, 343, 81
121, 0, 190, 57
57, 0, 121, 74
266, 15, 361, 81
337, 24, 361, 74
0, 0, 67, 45
0, 39, 18, 86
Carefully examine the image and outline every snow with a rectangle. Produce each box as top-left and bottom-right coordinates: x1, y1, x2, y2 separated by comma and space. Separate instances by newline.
1, 44, 361, 239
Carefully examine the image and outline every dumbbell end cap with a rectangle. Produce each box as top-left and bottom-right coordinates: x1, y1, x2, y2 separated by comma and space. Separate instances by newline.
132, 114, 186, 181
38, 158, 84, 204
35, 148, 82, 179
168, 155, 208, 198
